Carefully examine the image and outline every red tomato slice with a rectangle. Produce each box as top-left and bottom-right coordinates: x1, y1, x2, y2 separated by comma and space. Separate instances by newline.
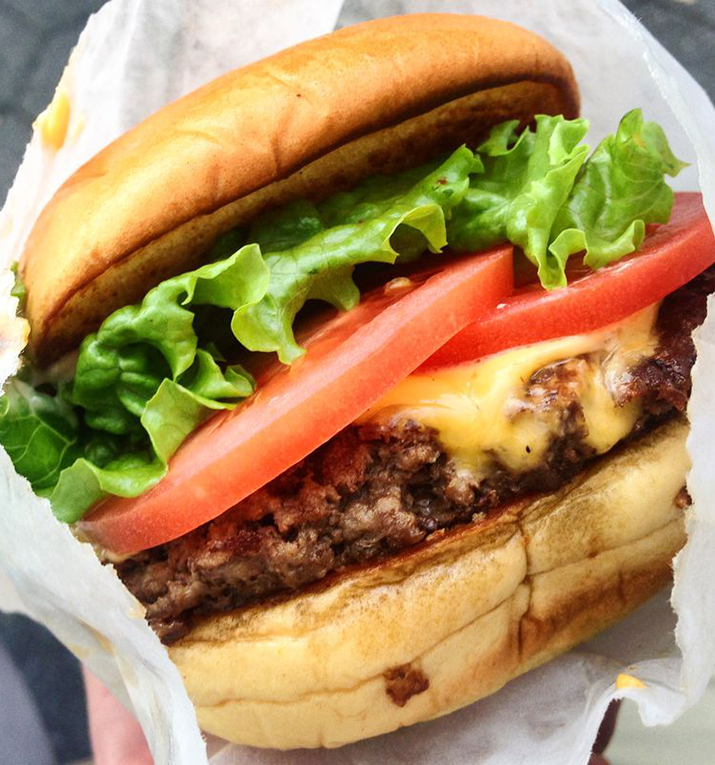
81, 246, 513, 553
422, 193, 715, 370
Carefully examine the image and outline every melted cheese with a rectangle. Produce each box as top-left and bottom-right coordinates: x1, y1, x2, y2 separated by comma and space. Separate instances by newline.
358, 305, 660, 480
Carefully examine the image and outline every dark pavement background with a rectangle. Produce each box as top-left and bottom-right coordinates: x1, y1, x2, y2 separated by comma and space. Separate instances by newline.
0, 1, 713, 763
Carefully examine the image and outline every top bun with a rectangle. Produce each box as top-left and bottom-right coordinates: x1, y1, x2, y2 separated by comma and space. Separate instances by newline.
20, 14, 578, 365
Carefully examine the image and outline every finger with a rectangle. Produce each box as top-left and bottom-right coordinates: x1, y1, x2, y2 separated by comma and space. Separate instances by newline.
83, 667, 153, 765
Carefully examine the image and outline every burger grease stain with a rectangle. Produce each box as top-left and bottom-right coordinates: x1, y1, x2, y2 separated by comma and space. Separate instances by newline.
383, 662, 429, 707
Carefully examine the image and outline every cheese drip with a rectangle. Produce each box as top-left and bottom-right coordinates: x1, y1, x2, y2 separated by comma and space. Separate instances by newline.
358, 305, 660, 480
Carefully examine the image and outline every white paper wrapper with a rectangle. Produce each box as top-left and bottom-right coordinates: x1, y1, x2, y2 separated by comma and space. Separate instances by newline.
0, 1, 714, 763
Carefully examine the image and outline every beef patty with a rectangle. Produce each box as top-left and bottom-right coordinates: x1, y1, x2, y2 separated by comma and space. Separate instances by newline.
115, 267, 714, 643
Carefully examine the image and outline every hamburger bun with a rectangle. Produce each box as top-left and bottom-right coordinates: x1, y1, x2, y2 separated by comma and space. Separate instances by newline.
169, 417, 688, 749
19, 13, 578, 365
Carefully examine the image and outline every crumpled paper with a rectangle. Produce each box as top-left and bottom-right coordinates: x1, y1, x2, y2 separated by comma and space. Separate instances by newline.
0, 1, 714, 763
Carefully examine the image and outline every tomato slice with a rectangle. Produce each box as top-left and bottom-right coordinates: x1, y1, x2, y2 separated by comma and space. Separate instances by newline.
81, 246, 513, 553
422, 193, 715, 370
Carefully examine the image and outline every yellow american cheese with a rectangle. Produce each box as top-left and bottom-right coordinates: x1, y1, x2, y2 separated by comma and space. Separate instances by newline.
358, 305, 660, 480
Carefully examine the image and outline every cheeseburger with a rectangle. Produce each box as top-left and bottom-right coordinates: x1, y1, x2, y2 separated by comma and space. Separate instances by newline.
1, 13, 714, 750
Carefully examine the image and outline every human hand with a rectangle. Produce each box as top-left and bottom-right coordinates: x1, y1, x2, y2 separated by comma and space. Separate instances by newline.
83, 667, 153, 765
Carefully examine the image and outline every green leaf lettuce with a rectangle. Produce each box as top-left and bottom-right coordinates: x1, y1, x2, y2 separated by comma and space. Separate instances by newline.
448, 109, 686, 288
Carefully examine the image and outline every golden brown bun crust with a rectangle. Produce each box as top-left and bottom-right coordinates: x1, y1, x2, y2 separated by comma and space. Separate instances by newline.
168, 417, 689, 749
21, 14, 578, 365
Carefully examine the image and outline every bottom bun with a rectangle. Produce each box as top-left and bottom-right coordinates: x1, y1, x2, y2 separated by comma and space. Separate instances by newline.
169, 417, 689, 749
